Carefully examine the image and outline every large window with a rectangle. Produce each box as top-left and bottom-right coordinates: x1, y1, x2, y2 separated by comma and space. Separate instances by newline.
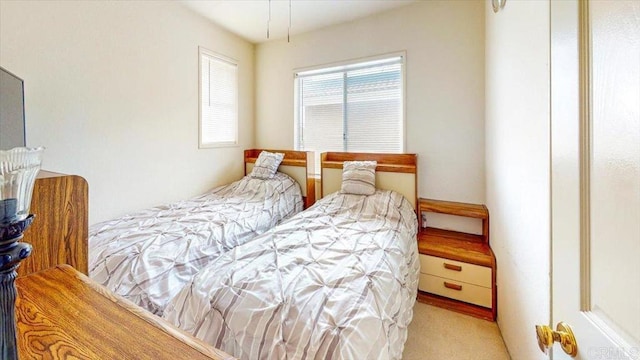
199, 47, 238, 148
295, 55, 405, 171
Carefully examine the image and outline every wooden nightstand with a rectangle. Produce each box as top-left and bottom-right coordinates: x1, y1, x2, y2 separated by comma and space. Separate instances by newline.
416, 198, 497, 321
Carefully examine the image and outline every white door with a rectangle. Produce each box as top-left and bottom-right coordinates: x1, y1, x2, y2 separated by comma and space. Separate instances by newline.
550, 0, 640, 359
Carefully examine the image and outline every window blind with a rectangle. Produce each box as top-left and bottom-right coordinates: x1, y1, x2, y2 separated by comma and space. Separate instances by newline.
295, 56, 404, 171
200, 49, 238, 147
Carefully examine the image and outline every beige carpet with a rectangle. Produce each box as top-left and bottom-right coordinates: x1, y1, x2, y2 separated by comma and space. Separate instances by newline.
403, 302, 511, 359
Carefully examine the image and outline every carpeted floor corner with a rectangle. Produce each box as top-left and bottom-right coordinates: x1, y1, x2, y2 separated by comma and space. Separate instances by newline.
403, 302, 511, 359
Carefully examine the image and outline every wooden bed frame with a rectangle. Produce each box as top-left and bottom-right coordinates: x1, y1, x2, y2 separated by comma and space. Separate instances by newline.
244, 149, 316, 209
320, 152, 419, 225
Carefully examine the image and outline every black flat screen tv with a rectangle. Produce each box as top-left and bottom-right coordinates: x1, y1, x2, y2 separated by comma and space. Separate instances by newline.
0, 66, 26, 150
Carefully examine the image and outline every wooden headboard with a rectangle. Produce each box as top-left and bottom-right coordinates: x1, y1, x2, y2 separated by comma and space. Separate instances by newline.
320, 152, 418, 211
244, 149, 316, 208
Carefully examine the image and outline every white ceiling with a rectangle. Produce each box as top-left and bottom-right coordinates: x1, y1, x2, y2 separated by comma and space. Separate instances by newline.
180, 0, 417, 44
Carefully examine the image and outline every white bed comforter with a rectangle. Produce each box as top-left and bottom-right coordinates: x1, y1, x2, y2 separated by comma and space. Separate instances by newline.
163, 190, 419, 360
89, 172, 302, 315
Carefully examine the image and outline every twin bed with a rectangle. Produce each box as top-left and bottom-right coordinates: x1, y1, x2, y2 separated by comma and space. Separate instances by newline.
89, 150, 419, 360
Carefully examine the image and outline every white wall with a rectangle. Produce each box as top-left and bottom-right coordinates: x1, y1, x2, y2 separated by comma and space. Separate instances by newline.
485, 1, 550, 359
255, 1, 486, 233
0, 1, 254, 224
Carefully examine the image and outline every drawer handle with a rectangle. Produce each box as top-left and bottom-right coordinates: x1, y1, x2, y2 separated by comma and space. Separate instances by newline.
444, 282, 463, 291
443, 263, 462, 272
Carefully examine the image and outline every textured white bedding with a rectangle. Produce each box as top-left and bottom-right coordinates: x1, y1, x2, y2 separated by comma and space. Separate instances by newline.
89, 172, 302, 315
164, 189, 419, 360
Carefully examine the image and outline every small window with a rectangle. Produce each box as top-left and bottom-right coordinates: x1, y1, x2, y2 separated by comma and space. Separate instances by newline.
294, 55, 405, 173
199, 47, 238, 148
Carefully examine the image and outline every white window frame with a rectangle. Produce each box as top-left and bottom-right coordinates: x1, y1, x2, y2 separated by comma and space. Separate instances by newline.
293, 52, 407, 172
198, 47, 238, 149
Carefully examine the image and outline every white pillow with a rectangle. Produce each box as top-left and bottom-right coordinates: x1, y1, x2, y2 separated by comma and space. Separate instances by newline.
250, 151, 284, 179
340, 160, 377, 195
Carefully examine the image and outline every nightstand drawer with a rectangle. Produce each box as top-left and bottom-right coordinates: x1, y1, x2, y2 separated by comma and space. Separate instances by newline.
418, 273, 492, 308
419, 254, 491, 288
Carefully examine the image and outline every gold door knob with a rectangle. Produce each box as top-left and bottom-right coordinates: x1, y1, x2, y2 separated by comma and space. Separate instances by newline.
535, 322, 578, 357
